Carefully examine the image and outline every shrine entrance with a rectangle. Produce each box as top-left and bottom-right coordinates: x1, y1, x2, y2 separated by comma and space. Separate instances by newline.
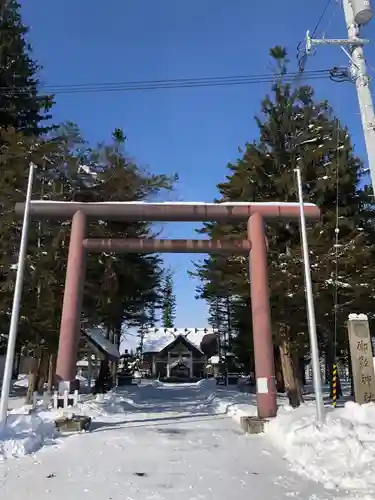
169, 360, 190, 379
15, 200, 320, 418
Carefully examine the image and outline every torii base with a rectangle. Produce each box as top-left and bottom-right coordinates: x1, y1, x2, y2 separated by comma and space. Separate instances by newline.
240, 416, 270, 434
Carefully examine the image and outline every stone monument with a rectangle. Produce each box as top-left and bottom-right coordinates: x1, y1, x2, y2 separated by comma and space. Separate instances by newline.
347, 313, 375, 404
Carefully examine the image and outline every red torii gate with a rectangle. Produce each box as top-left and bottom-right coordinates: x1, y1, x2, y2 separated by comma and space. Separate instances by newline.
15, 200, 320, 418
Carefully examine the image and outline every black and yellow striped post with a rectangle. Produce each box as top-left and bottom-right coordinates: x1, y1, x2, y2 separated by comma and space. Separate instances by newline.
332, 363, 338, 407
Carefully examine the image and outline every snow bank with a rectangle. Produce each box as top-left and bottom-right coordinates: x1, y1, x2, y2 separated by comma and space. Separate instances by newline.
267, 401, 375, 494
141, 379, 216, 390
149, 379, 163, 388
215, 400, 257, 423
81, 391, 145, 417
80, 379, 220, 419
0, 413, 56, 460
195, 378, 216, 390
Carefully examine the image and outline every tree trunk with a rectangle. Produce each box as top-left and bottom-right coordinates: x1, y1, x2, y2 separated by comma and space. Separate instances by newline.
337, 371, 343, 397
279, 337, 304, 408
25, 367, 37, 405
324, 352, 330, 384
301, 360, 306, 386
47, 353, 56, 392
93, 360, 113, 394
14, 349, 21, 380
292, 352, 305, 396
106, 326, 117, 380
111, 329, 120, 382
25, 349, 42, 404
347, 349, 355, 398
111, 359, 117, 383
36, 350, 49, 392
274, 346, 285, 392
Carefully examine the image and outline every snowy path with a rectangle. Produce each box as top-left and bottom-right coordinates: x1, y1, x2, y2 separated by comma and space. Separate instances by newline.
0, 383, 351, 500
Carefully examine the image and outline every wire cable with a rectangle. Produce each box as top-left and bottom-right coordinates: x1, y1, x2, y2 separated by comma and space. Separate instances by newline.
0, 69, 332, 96
297, 0, 333, 73
311, 0, 333, 38
321, 0, 339, 38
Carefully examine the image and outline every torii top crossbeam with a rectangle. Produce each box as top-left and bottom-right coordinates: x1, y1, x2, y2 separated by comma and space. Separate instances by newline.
14, 201, 320, 222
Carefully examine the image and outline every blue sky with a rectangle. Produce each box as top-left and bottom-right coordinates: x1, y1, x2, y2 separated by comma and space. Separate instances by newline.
20, 0, 374, 339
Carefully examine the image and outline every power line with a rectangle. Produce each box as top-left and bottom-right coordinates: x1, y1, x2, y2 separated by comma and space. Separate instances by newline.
297, 0, 333, 73
0, 69, 332, 96
36, 69, 331, 90
311, 0, 333, 37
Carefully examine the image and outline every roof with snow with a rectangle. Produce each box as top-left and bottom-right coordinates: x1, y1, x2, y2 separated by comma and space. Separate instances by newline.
142, 328, 213, 353
82, 327, 120, 361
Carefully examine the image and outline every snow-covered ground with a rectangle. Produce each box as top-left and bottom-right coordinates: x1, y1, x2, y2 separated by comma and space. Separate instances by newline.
0, 379, 373, 499
267, 402, 375, 498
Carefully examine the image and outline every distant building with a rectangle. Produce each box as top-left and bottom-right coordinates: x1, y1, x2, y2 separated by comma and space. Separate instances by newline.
142, 328, 212, 380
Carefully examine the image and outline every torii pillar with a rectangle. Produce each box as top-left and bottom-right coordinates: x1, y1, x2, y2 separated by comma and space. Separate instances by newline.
55, 210, 86, 391
248, 212, 276, 418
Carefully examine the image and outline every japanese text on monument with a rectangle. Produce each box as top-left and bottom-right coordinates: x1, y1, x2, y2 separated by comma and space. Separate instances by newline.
348, 314, 375, 404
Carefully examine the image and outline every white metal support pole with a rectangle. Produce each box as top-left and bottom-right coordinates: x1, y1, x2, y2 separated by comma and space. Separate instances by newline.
295, 167, 325, 424
0, 162, 36, 429
343, 0, 375, 196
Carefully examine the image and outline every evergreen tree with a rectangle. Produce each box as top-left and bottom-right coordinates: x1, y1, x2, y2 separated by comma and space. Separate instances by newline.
0, 124, 176, 392
0, 0, 54, 371
207, 295, 235, 355
0, 0, 53, 134
195, 46, 375, 405
80, 128, 173, 336
162, 270, 176, 328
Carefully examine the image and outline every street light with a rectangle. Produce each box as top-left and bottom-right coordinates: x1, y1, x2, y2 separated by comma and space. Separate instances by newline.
294, 165, 325, 425
0, 162, 36, 429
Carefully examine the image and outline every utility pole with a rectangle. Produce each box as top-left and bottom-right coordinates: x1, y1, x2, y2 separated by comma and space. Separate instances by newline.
305, 0, 375, 195
0, 163, 36, 429
295, 166, 325, 425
